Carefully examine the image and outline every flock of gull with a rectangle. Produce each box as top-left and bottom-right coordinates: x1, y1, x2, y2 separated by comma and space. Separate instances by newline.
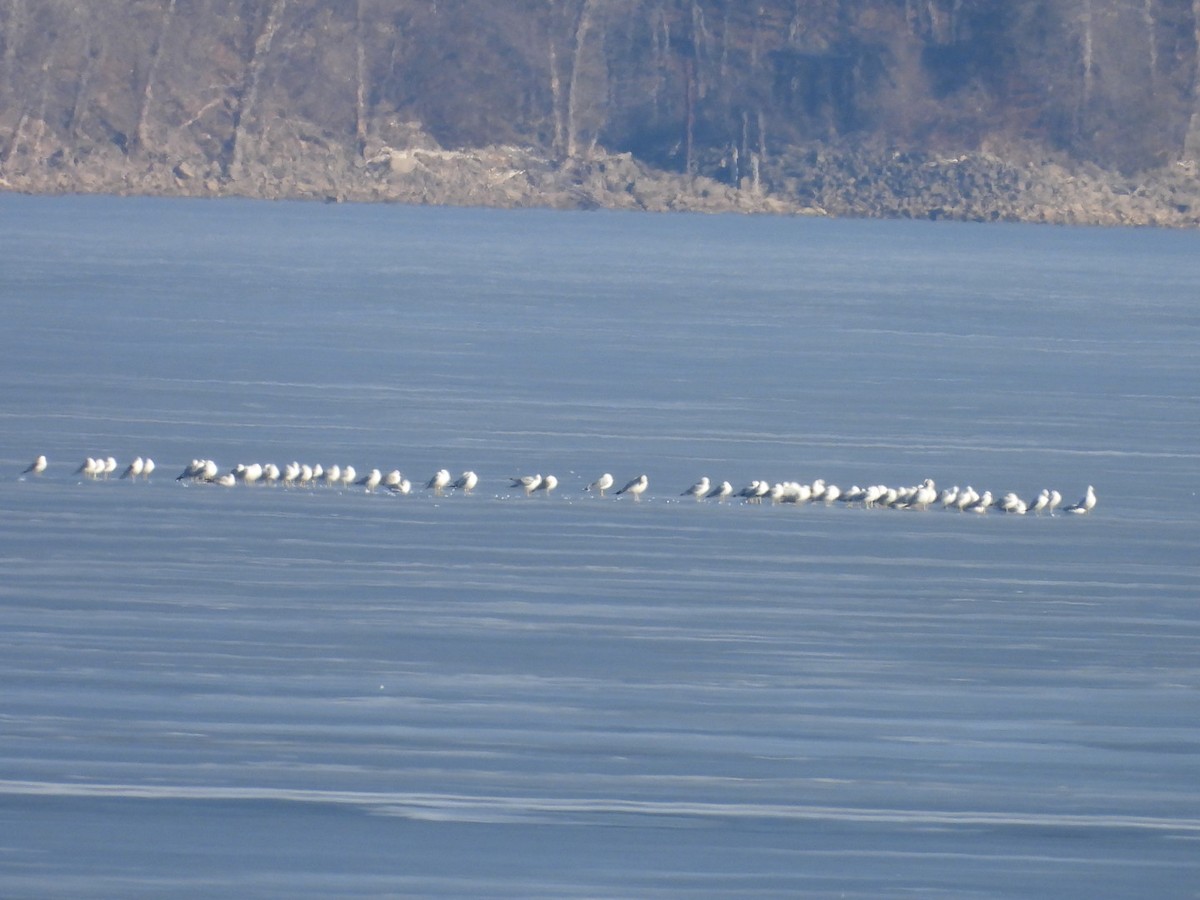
18, 454, 1099, 515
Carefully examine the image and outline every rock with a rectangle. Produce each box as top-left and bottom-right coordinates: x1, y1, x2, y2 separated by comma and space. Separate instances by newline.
4, 126, 1200, 227
386, 152, 421, 176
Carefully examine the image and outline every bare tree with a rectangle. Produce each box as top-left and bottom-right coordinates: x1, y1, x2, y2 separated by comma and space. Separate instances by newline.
355, 0, 368, 157
1187, 0, 1200, 157
1, 0, 26, 167
1142, 0, 1158, 86
227, 0, 287, 179
548, 1, 566, 156
134, 0, 177, 154
67, 19, 95, 141
650, 1, 671, 114
566, 0, 597, 159
1081, 0, 1095, 118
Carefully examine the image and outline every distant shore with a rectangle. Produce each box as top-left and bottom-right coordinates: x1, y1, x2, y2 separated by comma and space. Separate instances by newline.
4, 140, 1198, 227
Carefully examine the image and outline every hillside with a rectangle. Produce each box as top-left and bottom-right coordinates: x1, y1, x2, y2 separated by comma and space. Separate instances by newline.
3, 0, 1200, 224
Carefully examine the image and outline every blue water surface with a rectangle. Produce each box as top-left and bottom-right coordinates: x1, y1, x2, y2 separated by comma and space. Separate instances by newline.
1, 194, 1198, 898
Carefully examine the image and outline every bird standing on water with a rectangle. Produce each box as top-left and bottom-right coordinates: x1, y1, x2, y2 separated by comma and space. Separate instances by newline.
1065, 485, 1097, 514
452, 471, 478, 494
427, 469, 451, 495
511, 473, 543, 496
586, 473, 614, 496
616, 474, 649, 501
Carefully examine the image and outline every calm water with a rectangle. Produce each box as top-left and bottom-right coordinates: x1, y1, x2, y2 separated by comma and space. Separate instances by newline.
1, 195, 1198, 898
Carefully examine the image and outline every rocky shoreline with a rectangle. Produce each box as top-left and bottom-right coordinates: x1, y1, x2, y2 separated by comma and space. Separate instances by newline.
3, 135, 1199, 227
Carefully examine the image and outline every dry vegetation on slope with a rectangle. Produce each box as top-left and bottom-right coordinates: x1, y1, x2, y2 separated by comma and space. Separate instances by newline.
3, 0, 1200, 223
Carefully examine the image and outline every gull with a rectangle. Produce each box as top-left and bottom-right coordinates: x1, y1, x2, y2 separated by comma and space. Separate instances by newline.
452, 471, 479, 494
681, 476, 710, 500
323, 464, 342, 487
427, 469, 451, 495
1031, 490, 1050, 515
101, 457, 117, 479
586, 473, 614, 496
119, 457, 145, 480
1000, 492, 1027, 514
813, 478, 847, 503
22, 455, 48, 476
383, 470, 403, 489
356, 468, 383, 492
511, 473, 542, 496
738, 480, 769, 503
387, 476, 412, 495
882, 487, 904, 508
616, 474, 649, 501
533, 474, 558, 496
298, 464, 314, 486
283, 462, 301, 485
910, 478, 937, 510
705, 480, 733, 502
141, 458, 155, 480
777, 482, 805, 503
340, 465, 357, 487
968, 490, 994, 513
893, 484, 917, 507
181, 458, 218, 482
76, 457, 101, 478
955, 486, 978, 512
177, 459, 204, 480
1065, 485, 1097, 515
215, 472, 237, 487
862, 485, 886, 508
937, 485, 959, 509
262, 463, 280, 484
1047, 489, 1063, 515
839, 485, 866, 505
236, 463, 264, 485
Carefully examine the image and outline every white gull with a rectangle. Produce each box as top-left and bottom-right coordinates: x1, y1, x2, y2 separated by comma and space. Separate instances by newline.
427, 469, 451, 495
452, 471, 479, 494
586, 473, 614, 496
616, 474, 648, 501
705, 480, 733, 502
511, 473, 543, 496
356, 468, 383, 492
1065, 485, 1097, 515
533, 474, 558, 496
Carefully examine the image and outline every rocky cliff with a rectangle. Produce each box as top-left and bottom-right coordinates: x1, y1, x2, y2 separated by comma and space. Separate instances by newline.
3, 1, 1200, 225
